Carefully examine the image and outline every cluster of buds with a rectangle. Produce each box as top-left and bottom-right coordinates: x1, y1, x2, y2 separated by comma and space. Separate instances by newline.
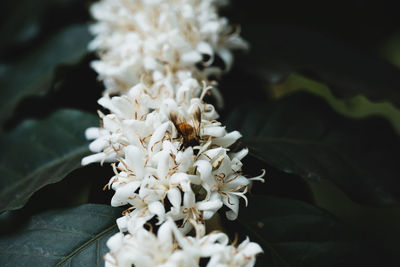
83, 0, 264, 266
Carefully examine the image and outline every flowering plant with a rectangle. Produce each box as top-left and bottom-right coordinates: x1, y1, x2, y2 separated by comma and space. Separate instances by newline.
0, 0, 400, 266
82, 1, 265, 265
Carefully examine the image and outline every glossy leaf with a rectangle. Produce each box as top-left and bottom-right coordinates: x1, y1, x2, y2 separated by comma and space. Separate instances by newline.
0, 109, 98, 212
0, 24, 91, 127
0, 0, 86, 52
270, 74, 400, 134
242, 24, 400, 106
0, 204, 121, 266
224, 92, 400, 205
232, 195, 393, 267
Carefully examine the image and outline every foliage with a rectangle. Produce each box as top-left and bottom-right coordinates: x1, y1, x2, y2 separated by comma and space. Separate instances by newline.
0, 109, 98, 212
1, 0, 400, 266
224, 195, 394, 267
0, 204, 122, 266
224, 92, 400, 205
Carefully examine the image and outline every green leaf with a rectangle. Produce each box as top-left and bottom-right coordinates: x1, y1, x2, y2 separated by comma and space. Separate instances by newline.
242, 24, 400, 106
0, 24, 91, 127
0, 204, 122, 266
0, 109, 98, 212
270, 74, 400, 134
224, 92, 400, 205
232, 195, 392, 267
0, 0, 86, 52
380, 33, 400, 69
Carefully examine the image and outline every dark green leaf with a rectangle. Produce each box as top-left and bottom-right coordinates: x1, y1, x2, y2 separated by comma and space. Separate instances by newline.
0, 0, 86, 52
0, 204, 122, 266
0, 109, 98, 212
269, 74, 400, 134
232, 195, 393, 267
225, 92, 400, 205
0, 24, 91, 127
242, 24, 400, 106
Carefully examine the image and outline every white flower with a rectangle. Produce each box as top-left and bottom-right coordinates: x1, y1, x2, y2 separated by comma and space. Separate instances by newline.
105, 219, 262, 267
81, 79, 265, 227
89, 0, 248, 94
82, 75, 223, 165
207, 237, 263, 267
80, 71, 263, 227
85, 1, 265, 266
81, 82, 239, 165
105, 222, 184, 267
168, 190, 223, 233
196, 147, 265, 220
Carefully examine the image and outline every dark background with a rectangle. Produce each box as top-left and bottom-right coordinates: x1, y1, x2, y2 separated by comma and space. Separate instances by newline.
2, 0, 400, 119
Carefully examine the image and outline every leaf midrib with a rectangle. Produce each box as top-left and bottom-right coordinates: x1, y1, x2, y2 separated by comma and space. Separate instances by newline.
55, 224, 117, 266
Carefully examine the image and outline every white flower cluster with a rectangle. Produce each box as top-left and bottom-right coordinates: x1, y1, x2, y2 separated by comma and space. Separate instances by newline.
105, 219, 262, 267
89, 0, 248, 94
84, 0, 264, 266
